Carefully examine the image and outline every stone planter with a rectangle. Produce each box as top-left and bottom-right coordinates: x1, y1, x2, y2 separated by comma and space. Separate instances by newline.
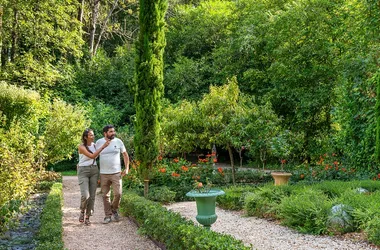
271, 172, 292, 186
186, 189, 225, 229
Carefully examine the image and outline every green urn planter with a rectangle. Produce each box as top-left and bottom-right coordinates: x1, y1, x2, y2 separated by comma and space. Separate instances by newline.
186, 189, 225, 229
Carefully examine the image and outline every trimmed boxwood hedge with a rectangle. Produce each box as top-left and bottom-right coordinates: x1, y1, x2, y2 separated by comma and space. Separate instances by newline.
120, 192, 251, 250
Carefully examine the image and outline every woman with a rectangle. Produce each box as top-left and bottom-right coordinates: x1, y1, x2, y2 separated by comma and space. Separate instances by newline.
77, 129, 110, 225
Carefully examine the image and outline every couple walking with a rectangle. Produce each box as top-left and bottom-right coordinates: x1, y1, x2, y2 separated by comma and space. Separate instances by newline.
77, 124, 129, 225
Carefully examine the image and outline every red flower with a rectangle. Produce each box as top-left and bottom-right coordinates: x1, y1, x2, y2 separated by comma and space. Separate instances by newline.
281, 159, 287, 164
181, 166, 189, 171
172, 172, 180, 177
377, 173, 380, 179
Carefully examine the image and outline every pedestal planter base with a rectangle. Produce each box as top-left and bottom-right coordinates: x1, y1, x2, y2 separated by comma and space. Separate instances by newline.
271, 172, 292, 186
186, 189, 225, 229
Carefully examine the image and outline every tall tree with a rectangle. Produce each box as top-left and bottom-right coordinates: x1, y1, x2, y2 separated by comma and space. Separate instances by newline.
0, 0, 83, 91
134, 0, 168, 196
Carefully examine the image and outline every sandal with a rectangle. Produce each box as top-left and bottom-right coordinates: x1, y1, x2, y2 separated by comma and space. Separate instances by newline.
79, 211, 85, 223
84, 217, 91, 226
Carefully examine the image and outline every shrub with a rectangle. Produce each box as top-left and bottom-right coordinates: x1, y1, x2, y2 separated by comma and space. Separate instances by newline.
278, 188, 332, 234
217, 185, 257, 210
147, 186, 176, 203
244, 185, 290, 218
41, 99, 88, 164
365, 215, 380, 245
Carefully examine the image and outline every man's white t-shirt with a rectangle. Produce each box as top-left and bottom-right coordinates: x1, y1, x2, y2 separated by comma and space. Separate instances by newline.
96, 137, 126, 174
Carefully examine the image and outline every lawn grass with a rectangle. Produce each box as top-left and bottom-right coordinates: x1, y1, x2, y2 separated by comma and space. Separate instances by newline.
60, 170, 77, 176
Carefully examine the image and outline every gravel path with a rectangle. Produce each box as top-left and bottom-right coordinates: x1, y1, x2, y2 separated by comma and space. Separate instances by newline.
165, 202, 379, 250
62, 176, 160, 250
63, 175, 378, 250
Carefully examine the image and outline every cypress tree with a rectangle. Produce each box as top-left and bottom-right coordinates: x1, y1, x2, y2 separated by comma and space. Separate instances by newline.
134, 0, 168, 196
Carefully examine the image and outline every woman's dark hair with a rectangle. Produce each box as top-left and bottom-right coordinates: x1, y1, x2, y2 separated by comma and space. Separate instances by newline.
81, 129, 94, 153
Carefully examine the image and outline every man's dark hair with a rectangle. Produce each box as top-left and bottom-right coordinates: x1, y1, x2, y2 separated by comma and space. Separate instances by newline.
103, 124, 115, 134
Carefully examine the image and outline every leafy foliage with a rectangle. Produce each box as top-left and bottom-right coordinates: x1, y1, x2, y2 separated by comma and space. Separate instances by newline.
120, 191, 251, 249
134, 0, 168, 183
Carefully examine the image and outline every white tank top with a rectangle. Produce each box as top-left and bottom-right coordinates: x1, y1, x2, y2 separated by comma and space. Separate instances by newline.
78, 143, 97, 167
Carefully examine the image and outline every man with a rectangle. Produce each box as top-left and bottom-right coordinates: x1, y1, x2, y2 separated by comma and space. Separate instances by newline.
96, 124, 129, 224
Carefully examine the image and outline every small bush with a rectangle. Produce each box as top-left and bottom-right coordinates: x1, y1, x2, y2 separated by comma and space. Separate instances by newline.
147, 186, 176, 203
244, 186, 289, 218
217, 185, 257, 210
278, 188, 332, 234
365, 215, 380, 245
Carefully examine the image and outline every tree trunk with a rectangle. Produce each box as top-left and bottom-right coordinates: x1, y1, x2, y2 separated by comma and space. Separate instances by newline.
260, 149, 266, 170
227, 144, 235, 185
93, 0, 118, 56
144, 179, 149, 197
77, 0, 84, 23
238, 149, 243, 168
11, 8, 18, 62
89, 0, 100, 57
0, 7, 3, 68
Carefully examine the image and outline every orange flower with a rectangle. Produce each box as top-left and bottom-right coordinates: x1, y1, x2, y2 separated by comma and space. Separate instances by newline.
206, 154, 212, 158
378, 173, 380, 179
325, 165, 330, 171
217, 167, 223, 173
213, 158, 218, 163
191, 163, 197, 167
281, 159, 286, 164
173, 158, 179, 163
159, 168, 166, 173
172, 172, 180, 177
197, 182, 203, 188
211, 152, 216, 156
300, 174, 305, 179
181, 166, 189, 171
333, 161, 339, 166
158, 155, 163, 161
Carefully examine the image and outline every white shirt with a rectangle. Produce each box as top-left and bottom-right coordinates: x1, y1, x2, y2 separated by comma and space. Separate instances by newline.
96, 137, 126, 174
78, 143, 97, 167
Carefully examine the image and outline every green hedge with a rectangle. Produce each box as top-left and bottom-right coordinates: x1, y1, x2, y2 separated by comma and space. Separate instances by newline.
36, 183, 64, 250
120, 192, 251, 250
